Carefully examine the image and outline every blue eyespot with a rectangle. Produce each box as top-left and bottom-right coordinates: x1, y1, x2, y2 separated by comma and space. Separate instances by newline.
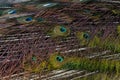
25, 17, 33, 21
56, 56, 64, 62
83, 33, 90, 40
60, 26, 67, 33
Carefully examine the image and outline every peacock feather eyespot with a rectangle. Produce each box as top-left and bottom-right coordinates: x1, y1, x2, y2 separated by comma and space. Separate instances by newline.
76, 32, 90, 45
83, 33, 90, 40
25, 17, 33, 22
17, 16, 34, 24
60, 26, 67, 33
56, 56, 64, 62
50, 25, 70, 37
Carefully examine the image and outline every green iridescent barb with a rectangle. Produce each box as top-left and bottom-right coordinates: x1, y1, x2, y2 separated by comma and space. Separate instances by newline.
36, 17, 44, 22
36, 3, 58, 9
32, 56, 37, 61
79, 0, 93, 2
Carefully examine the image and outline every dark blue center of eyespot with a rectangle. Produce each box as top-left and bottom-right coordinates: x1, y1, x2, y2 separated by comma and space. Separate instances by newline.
83, 33, 90, 40
25, 17, 33, 21
8, 10, 16, 14
56, 56, 64, 62
60, 26, 67, 33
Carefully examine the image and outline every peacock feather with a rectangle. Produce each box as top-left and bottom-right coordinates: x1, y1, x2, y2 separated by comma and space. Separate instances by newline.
0, 0, 120, 79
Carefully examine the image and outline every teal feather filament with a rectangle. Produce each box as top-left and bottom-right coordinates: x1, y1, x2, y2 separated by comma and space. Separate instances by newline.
79, 0, 93, 3
8, 10, 16, 14
0, 10, 3, 16
0, 4, 12, 8
43, 3, 52, 7
83, 9, 91, 14
37, 18, 44, 22
36, 3, 58, 9
32, 56, 37, 61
